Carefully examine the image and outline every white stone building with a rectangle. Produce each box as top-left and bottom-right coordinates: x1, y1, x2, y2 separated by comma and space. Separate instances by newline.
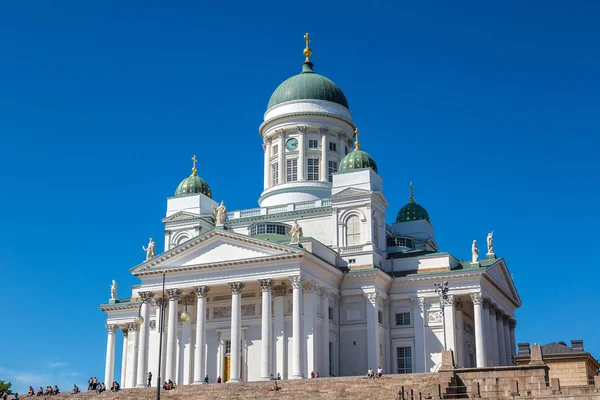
100, 37, 521, 388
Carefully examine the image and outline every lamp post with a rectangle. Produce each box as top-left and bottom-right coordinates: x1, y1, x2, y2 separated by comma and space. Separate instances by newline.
434, 281, 449, 351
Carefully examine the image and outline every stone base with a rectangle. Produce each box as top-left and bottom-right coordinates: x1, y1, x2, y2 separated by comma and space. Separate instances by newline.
486, 253, 497, 260
108, 299, 117, 304
470, 262, 480, 267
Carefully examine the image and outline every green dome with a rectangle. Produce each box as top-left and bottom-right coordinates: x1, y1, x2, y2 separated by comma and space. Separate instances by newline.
396, 201, 430, 223
175, 173, 212, 198
338, 148, 378, 174
267, 62, 349, 110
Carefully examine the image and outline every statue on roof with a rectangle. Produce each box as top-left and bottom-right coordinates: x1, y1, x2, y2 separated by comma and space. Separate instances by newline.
471, 240, 479, 263
290, 220, 303, 244
487, 231, 494, 254
213, 201, 227, 227
143, 238, 156, 261
110, 280, 117, 300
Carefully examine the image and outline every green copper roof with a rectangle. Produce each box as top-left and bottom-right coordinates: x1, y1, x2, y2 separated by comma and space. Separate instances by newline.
338, 148, 378, 174
396, 201, 430, 223
175, 173, 212, 198
267, 62, 349, 110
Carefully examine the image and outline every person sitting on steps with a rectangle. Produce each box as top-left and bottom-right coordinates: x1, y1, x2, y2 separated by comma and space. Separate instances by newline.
376, 366, 383, 378
268, 381, 280, 392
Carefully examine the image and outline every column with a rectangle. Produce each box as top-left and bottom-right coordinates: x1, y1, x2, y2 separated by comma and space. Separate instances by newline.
482, 299, 492, 366
496, 310, 506, 366
126, 322, 139, 388
264, 139, 271, 190
165, 289, 181, 382
136, 292, 153, 387
228, 282, 245, 383
338, 132, 345, 155
320, 289, 330, 377
411, 297, 426, 373
320, 128, 328, 182
104, 324, 117, 386
181, 297, 193, 385
193, 286, 210, 384
303, 282, 318, 377
365, 292, 380, 370
273, 285, 286, 379
289, 275, 304, 379
120, 328, 128, 385
259, 279, 273, 380
277, 130, 284, 185
155, 298, 167, 380
443, 295, 457, 357
470, 293, 486, 368
488, 304, 499, 366
503, 316, 512, 365
297, 126, 306, 181
509, 320, 517, 359
454, 299, 465, 367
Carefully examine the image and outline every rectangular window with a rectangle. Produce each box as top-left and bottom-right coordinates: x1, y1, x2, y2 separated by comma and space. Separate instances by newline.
272, 163, 279, 185
328, 161, 337, 183
395, 312, 411, 326
378, 310, 383, 324
307, 158, 319, 181
328, 306, 333, 321
397, 347, 412, 374
308, 139, 318, 149
225, 340, 232, 355
272, 144, 278, 155
329, 341, 334, 375
329, 142, 337, 151
286, 159, 297, 182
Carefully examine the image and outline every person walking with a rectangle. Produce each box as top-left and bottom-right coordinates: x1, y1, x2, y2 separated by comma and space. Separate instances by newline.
147, 371, 152, 387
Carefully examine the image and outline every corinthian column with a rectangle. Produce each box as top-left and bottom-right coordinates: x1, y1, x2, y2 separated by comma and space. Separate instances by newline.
126, 322, 139, 388
470, 293, 486, 367
193, 286, 210, 384
137, 291, 153, 387
320, 288, 330, 376
259, 279, 273, 380
120, 328, 128, 385
289, 275, 304, 379
411, 297, 426, 372
104, 324, 117, 386
229, 282, 245, 383
165, 289, 181, 382
365, 292, 380, 370
496, 310, 506, 365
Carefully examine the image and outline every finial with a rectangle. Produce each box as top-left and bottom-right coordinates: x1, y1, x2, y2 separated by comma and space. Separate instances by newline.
303, 33, 312, 62
353, 128, 360, 150
409, 182, 415, 203
191, 154, 198, 176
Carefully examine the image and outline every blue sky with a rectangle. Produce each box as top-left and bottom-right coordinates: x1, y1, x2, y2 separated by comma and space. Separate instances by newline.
1, 0, 599, 392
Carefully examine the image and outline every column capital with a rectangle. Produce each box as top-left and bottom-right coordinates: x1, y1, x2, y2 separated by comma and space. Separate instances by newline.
501, 314, 509, 322
317, 286, 329, 298
127, 322, 139, 332
139, 291, 154, 302
412, 297, 426, 310
258, 278, 274, 292
275, 128, 284, 138
443, 294, 455, 306
470, 292, 483, 305
121, 326, 129, 337
229, 281, 246, 294
106, 324, 118, 333
194, 285, 211, 298
288, 275, 303, 289
154, 297, 166, 307
364, 292, 377, 304
508, 319, 517, 328
319, 126, 329, 134
302, 280, 318, 292
297, 125, 307, 134
167, 289, 182, 301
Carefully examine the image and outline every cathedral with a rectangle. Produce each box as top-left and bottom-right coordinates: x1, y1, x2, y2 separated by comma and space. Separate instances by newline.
100, 35, 521, 388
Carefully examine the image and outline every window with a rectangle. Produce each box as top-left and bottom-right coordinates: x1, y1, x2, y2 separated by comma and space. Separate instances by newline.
378, 310, 383, 324
395, 312, 411, 326
272, 144, 278, 155
272, 163, 279, 185
249, 223, 288, 236
329, 142, 337, 151
373, 217, 379, 248
308, 139, 318, 149
397, 347, 412, 374
286, 159, 297, 182
387, 237, 414, 249
328, 161, 337, 183
307, 158, 319, 181
225, 340, 232, 355
328, 306, 333, 321
329, 341, 334, 375
346, 216, 361, 246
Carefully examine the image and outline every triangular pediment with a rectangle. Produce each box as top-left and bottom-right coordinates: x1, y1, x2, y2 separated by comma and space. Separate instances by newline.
330, 187, 372, 199
130, 229, 301, 275
162, 211, 201, 224
484, 260, 521, 306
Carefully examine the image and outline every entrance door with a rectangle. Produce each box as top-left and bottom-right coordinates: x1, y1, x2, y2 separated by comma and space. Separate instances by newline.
224, 340, 232, 382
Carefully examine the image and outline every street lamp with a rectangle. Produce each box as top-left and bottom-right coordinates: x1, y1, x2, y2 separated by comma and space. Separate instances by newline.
434, 281, 449, 351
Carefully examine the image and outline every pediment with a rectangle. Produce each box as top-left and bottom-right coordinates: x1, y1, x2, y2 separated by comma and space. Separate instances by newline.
162, 211, 201, 224
130, 229, 301, 275
485, 260, 521, 306
330, 187, 372, 199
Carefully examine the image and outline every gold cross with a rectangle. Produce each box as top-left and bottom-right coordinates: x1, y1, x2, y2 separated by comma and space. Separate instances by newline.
354, 128, 360, 150
303, 32, 312, 62
191, 154, 198, 175
409, 182, 414, 203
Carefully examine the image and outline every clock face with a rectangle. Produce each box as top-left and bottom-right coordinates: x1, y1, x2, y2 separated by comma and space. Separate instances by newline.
286, 138, 299, 151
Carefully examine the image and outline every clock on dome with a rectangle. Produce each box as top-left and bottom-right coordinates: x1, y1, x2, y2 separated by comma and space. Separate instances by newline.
285, 138, 299, 151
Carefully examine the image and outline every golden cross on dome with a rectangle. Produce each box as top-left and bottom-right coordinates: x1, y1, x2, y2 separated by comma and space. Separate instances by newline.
353, 128, 360, 150
191, 154, 198, 176
303, 32, 312, 62
409, 182, 415, 203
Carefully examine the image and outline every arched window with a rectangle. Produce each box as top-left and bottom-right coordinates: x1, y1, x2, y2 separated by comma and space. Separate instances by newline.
373, 216, 379, 248
346, 216, 361, 246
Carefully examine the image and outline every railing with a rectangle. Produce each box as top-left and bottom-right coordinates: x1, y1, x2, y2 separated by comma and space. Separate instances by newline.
240, 208, 261, 218
225, 198, 332, 220
339, 245, 365, 254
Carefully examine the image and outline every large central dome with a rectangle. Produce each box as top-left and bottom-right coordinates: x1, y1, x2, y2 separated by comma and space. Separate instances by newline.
267, 62, 349, 110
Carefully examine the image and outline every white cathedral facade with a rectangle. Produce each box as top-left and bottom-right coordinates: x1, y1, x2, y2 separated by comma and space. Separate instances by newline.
100, 36, 521, 388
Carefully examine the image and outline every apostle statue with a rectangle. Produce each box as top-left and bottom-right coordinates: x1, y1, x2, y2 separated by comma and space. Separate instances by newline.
471, 240, 479, 263
143, 238, 156, 261
487, 231, 494, 254
110, 280, 117, 300
213, 201, 227, 227
290, 220, 303, 244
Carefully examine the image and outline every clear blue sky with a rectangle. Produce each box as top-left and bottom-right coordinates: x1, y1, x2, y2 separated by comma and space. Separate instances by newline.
1, 0, 598, 392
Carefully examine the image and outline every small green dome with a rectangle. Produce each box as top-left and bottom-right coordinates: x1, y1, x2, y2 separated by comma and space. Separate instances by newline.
267, 62, 349, 110
396, 201, 430, 223
175, 173, 212, 198
338, 148, 378, 174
